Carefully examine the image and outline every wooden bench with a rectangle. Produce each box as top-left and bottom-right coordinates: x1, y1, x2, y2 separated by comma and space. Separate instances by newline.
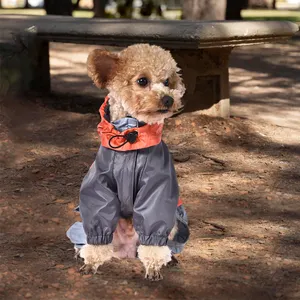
0, 15, 298, 117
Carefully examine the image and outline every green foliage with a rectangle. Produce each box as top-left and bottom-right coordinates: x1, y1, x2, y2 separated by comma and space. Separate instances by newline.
243, 9, 300, 22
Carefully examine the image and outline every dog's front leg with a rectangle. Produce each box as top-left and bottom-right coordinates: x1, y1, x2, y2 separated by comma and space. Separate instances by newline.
138, 245, 172, 281
79, 244, 113, 274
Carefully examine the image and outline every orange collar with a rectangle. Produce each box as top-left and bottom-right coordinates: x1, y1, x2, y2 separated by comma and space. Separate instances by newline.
97, 97, 163, 151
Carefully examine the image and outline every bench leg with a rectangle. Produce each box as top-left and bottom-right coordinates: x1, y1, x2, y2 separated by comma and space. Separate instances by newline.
171, 48, 232, 118
30, 40, 51, 94
0, 29, 50, 97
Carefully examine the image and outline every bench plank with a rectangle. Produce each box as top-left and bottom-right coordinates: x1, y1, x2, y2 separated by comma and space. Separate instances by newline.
0, 15, 298, 117
1, 15, 298, 48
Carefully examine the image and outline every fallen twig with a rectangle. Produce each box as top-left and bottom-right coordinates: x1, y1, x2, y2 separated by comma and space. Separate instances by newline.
201, 155, 226, 166
202, 220, 226, 232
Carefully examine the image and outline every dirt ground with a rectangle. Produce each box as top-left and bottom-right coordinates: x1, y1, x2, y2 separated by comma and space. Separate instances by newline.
0, 39, 299, 300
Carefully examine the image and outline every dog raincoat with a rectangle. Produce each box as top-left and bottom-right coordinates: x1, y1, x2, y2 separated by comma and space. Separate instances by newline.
76, 97, 189, 249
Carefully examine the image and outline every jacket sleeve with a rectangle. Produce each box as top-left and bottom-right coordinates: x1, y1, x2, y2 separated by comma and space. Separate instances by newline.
79, 147, 120, 245
133, 142, 179, 246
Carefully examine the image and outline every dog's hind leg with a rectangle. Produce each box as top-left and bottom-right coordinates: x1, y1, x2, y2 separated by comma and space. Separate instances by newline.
112, 218, 139, 259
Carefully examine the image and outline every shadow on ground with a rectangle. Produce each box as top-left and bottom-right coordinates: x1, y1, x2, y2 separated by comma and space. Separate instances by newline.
0, 39, 299, 300
1, 92, 300, 299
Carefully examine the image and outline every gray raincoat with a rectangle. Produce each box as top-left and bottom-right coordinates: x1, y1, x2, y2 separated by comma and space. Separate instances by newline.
78, 97, 189, 248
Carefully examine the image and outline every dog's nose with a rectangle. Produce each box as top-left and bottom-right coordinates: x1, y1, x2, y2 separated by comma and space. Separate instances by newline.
161, 95, 174, 108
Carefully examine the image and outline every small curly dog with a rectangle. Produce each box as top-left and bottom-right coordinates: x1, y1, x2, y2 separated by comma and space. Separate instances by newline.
68, 44, 190, 281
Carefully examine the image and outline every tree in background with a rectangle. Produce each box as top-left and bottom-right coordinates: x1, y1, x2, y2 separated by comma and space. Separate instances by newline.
93, 0, 108, 17
248, 0, 270, 8
226, 0, 248, 20
116, 0, 134, 18
44, 0, 110, 18
140, 0, 155, 17
44, 0, 73, 15
73, 0, 81, 10
140, 0, 163, 17
182, 0, 227, 20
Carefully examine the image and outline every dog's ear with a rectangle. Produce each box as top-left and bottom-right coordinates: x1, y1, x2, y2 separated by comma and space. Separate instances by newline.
87, 49, 119, 88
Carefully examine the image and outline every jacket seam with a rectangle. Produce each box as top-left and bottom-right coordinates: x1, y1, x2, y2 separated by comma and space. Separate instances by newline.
138, 147, 149, 187
111, 150, 116, 184
132, 150, 138, 202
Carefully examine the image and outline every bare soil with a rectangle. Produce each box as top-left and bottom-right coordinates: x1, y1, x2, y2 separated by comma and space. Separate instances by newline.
0, 40, 299, 300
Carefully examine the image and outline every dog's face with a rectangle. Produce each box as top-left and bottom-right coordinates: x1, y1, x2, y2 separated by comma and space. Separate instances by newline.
87, 44, 185, 124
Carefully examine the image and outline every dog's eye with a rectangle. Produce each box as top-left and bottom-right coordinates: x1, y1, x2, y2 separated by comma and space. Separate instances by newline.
163, 79, 169, 87
137, 77, 148, 87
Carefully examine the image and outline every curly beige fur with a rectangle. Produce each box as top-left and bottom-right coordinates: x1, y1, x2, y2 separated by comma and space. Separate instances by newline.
87, 44, 186, 124
79, 244, 113, 273
138, 245, 172, 281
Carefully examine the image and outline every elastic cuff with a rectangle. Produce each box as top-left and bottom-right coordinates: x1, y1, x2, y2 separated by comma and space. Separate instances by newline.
87, 234, 113, 245
139, 234, 168, 246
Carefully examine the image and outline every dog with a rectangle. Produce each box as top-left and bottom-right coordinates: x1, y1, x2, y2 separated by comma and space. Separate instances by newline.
74, 44, 189, 281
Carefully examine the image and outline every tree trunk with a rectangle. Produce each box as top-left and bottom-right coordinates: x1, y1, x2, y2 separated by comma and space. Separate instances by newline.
44, 0, 73, 16
93, 0, 107, 18
182, 0, 226, 20
73, 0, 81, 10
117, 0, 134, 18
272, 0, 276, 9
226, 0, 248, 20
140, 0, 155, 17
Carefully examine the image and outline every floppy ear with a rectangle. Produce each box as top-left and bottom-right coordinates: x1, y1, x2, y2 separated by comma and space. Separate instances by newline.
87, 49, 119, 89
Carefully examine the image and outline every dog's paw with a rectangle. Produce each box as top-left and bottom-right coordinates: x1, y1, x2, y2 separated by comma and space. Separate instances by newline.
79, 244, 113, 274
145, 268, 163, 281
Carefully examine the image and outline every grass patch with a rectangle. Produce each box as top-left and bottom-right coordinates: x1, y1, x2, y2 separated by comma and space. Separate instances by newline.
0, 8, 46, 15
242, 9, 300, 22
0, 8, 93, 18
72, 10, 93, 18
